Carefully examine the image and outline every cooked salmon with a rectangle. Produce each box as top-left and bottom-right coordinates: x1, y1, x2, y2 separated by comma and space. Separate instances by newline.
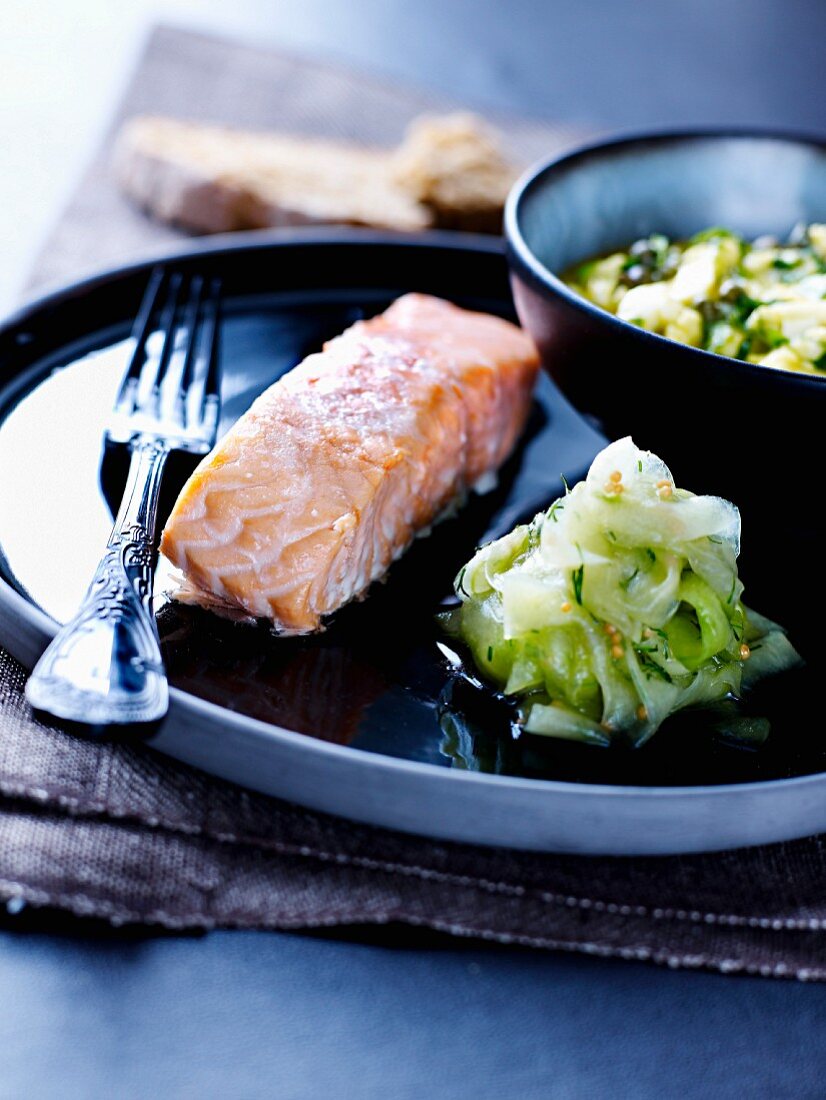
160, 293, 539, 634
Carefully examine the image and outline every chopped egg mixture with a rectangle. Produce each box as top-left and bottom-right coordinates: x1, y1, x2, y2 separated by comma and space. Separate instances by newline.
565, 224, 826, 375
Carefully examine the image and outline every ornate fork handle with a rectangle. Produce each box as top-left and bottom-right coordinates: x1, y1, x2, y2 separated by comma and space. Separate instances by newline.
26, 437, 171, 726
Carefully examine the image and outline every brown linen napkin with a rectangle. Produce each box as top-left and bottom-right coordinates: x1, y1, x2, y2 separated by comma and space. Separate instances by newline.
4, 24, 826, 981
4, 646, 826, 980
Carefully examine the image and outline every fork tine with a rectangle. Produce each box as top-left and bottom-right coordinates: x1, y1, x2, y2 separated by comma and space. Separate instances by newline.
178, 275, 204, 390
172, 275, 204, 428
108, 269, 222, 452
197, 278, 223, 413
114, 266, 166, 412
147, 272, 185, 404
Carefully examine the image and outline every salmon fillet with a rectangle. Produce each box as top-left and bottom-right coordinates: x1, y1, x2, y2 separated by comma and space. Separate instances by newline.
160, 293, 539, 634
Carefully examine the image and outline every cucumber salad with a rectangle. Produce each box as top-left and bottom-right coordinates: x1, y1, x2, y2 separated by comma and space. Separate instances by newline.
564, 224, 826, 374
442, 439, 800, 748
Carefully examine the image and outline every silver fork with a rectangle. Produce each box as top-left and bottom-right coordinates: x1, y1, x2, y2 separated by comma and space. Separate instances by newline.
25, 269, 223, 727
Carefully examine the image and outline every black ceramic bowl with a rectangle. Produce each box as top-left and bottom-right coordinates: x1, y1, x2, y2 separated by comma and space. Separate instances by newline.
505, 129, 826, 607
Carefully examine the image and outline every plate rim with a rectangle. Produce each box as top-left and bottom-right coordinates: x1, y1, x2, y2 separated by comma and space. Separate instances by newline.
2, 226, 825, 854
3, 225, 506, 333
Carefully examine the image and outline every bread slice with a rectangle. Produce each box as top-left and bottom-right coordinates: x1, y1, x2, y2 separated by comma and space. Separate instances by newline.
114, 113, 516, 235
390, 113, 515, 233
114, 115, 432, 233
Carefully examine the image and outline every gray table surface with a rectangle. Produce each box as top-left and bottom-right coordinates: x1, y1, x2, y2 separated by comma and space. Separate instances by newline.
2, 1, 826, 1097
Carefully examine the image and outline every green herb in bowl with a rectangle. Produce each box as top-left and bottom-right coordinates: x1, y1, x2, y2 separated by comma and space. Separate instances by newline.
564, 224, 826, 374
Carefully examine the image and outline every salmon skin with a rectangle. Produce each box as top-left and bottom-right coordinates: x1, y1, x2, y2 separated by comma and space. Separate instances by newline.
160, 293, 539, 634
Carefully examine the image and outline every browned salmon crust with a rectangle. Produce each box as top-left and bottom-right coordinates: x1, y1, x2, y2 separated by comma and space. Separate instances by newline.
160, 293, 539, 633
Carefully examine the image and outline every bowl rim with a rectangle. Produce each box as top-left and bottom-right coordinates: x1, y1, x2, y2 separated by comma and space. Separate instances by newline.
505, 125, 826, 389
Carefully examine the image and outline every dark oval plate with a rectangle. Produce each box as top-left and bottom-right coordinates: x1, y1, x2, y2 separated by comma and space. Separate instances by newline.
0, 229, 822, 854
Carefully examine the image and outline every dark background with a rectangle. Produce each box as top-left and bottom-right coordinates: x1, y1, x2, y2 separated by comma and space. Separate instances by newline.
295, 0, 824, 133
2, 1, 826, 1097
